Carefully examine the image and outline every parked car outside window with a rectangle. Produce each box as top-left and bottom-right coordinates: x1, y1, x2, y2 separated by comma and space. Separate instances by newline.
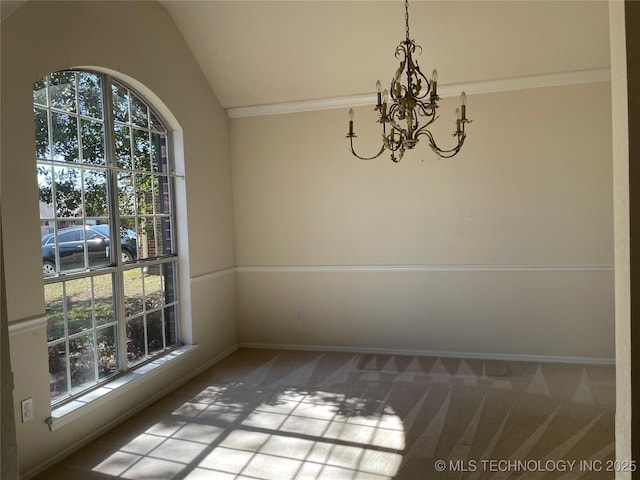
42, 225, 137, 276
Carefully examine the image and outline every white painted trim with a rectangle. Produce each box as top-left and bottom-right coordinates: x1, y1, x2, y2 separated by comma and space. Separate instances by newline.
238, 343, 615, 367
23, 343, 239, 479
227, 68, 610, 118
191, 266, 236, 281
237, 264, 614, 273
8, 315, 47, 335
47, 345, 201, 431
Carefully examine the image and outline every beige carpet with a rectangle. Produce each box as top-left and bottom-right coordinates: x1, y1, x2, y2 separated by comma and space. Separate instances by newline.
34, 348, 615, 479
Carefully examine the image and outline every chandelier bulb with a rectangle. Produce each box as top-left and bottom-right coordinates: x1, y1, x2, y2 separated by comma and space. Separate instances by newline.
460, 91, 467, 106
382, 89, 389, 103
455, 107, 461, 120
376, 80, 382, 93
431, 69, 438, 82
348, 108, 355, 137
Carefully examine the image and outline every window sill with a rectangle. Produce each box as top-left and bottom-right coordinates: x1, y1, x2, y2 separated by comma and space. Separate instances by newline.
47, 344, 199, 432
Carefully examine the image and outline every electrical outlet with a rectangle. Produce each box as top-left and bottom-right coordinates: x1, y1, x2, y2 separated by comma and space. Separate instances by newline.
21, 397, 34, 423
296, 308, 304, 321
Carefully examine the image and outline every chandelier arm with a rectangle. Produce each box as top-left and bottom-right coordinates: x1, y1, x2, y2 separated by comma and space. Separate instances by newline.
348, 136, 387, 161
407, 58, 431, 100
419, 130, 466, 159
386, 117, 409, 144
416, 101, 437, 118
413, 116, 438, 137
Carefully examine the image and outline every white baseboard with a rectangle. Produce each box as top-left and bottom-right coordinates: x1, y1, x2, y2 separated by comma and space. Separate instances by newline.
237, 342, 615, 366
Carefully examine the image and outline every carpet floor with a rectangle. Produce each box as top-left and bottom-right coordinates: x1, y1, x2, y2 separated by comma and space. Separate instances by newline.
33, 348, 616, 479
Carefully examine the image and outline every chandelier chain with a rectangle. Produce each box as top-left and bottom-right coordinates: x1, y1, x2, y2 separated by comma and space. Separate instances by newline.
405, 0, 410, 42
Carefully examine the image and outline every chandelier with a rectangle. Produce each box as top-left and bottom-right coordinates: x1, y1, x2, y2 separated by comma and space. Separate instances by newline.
346, 0, 471, 162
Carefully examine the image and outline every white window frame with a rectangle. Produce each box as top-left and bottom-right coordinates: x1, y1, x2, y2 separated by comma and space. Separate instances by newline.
35, 70, 182, 406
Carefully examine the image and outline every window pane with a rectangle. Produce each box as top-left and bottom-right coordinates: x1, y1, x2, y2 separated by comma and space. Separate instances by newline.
145, 268, 164, 311
156, 175, 171, 215
52, 112, 79, 162
124, 268, 144, 317
84, 169, 109, 218
81, 119, 105, 165
45, 283, 64, 342
119, 227, 137, 264
163, 262, 177, 305
78, 72, 103, 119
130, 94, 148, 128
49, 71, 76, 113
118, 172, 135, 216
136, 217, 157, 260
149, 110, 166, 133
164, 304, 178, 346
49, 343, 68, 400
112, 84, 129, 123
34, 107, 50, 159
66, 277, 93, 334
94, 274, 115, 326
114, 124, 132, 169
155, 217, 173, 256
120, 217, 136, 237
69, 333, 96, 390
150, 132, 164, 172
157, 133, 171, 174
126, 317, 145, 366
87, 224, 111, 269
34, 78, 48, 106
135, 174, 153, 215
97, 327, 117, 379
147, 310, 164, 355
53, 166, 82, 217
133, 128, 151, 171
37, 165, 54, 219
54, 220, 85, 273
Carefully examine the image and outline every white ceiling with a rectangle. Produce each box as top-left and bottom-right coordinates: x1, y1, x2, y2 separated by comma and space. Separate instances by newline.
161, 0, 610, 110
2, 0, 610, 108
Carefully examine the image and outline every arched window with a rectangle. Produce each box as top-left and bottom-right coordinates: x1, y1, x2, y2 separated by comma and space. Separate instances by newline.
33, 70, 180, 404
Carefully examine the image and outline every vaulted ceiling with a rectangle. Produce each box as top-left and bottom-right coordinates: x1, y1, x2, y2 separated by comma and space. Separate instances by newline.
1, 1, 611, 109
161, 0, 610, 110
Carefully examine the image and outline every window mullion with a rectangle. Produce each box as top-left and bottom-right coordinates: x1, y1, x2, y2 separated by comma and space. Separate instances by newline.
74, 72, 91, 270
103, 75, 128, 373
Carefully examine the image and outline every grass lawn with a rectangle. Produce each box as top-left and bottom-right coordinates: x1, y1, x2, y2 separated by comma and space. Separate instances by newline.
45, 268, 163, 304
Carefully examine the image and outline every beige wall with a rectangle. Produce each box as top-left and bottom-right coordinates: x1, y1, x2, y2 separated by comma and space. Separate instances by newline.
609, 0, 630, 473
0, 0, 617, 475
232, 83, 614, 359
1, 1, 236, 474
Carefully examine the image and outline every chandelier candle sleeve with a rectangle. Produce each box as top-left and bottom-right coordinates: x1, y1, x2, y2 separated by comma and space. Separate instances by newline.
431, 70, 438, 99
348, 109, 354, 136
460, 91, 467, 120
382, 89, 389, 117
346, 0, 472, 162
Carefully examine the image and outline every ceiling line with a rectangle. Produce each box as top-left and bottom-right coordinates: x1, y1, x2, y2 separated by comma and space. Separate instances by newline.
226, 68, 610, 119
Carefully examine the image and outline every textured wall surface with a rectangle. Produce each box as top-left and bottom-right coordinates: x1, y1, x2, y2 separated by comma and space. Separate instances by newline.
232, 83, 614, 360
1, 1, 236, 474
